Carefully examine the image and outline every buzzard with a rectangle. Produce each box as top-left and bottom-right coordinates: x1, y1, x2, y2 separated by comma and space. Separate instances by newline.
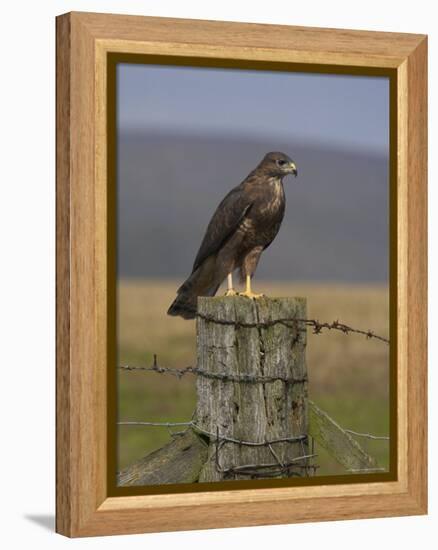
167, 152, 297, 319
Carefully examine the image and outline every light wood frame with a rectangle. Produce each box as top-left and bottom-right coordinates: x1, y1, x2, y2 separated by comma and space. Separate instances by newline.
56, 11, 427, 537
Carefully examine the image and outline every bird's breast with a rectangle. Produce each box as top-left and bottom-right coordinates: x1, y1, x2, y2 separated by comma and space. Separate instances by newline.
237, 178, 285, 247
255, 179, 285, 219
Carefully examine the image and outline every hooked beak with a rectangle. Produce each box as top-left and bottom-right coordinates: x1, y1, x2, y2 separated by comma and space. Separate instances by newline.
289, 161, 298, 177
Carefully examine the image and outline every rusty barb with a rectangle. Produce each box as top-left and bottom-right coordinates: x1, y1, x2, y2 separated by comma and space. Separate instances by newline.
117, 420, 387, 478
118, 312, 390, 478
119, 355, 307, 384
117, 419, 317, 478
196, 313, 390, 345
118, 315, 389, 379
213, 427, 318, 478
119, 355, 197, 378
302, 318, 389, 344
118, 420, 389, 447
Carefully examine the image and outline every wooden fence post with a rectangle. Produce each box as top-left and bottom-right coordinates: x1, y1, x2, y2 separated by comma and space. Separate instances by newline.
195, 296, 309, 481
117, 295, 383, 486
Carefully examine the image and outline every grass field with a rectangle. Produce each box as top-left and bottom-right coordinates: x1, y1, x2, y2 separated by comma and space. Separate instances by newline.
117, 279, 390, 477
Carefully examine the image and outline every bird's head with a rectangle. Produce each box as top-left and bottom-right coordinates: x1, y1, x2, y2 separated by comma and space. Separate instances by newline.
259, 152, 298, 179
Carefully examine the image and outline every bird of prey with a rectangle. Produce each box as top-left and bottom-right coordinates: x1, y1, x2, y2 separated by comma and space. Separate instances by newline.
167, 152, 297, 319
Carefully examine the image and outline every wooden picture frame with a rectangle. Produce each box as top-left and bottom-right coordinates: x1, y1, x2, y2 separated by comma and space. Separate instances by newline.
56, 11, 427, 537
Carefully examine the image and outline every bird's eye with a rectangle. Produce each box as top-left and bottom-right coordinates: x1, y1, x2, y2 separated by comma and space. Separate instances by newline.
277, 159, 287, 166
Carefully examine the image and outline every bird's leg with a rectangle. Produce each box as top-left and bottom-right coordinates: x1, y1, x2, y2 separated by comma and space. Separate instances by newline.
239, 275, 264, 299
224, 273, 237, 296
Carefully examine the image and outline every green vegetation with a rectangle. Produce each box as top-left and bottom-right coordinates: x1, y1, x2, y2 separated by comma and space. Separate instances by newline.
117, 279, 390, 475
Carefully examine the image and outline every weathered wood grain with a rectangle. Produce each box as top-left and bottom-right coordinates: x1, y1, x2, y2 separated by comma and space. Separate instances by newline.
196, 297, 309, 481
56, 13, 71, 537
309, 401, 379, 472
406, 37, 428, 512
56, 11, 427, 536
116, 298, 377, 485
74, 11, 425, 68
117, 430, 208, 486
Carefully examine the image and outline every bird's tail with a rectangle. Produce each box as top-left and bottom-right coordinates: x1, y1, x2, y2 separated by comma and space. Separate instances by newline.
167, 257, 221, 319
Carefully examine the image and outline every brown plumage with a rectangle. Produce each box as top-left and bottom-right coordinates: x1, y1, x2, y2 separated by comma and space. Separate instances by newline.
167, 152, 297, 319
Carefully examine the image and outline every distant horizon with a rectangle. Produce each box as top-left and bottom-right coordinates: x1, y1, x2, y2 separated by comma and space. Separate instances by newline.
117, 127, 390, 158
117, 132, 389, 283
117, 275, 389, 287
117, 63, 389, 156
117, 65, 389, 284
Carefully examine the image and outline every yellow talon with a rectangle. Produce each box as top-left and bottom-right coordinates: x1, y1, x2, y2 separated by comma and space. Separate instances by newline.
238, 275, 264, 299
238, 290, 264, 299
224, 273, 238, 297
224, 288, 237, 297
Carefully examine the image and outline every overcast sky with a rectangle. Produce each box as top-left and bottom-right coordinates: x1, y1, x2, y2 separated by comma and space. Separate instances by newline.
117, 63, 389, 154
116, 62, 390, 283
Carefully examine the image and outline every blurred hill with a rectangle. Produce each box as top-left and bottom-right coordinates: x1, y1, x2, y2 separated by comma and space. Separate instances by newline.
117, 131, 389, 283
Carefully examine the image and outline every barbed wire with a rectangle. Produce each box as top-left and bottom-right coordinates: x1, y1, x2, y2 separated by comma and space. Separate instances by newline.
211, 426, 316, 478
197, 313, 389, 344
118, 420, 316, 477
118, 419, 389, 445
117, 420, 390, 445
118, 419, 307, 446
119, 323, 388, 382
118, 316, 389, 378
216, 454, 318, 478
302, 319, 389, 344
118, 313, 389, 478
118, 420, 389, 477
195, 425, 307, 447
119, 354, 308, 383
119, 355, 196, 378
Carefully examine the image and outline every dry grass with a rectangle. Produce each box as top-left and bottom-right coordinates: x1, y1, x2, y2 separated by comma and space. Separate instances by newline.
117, 279, 390, 474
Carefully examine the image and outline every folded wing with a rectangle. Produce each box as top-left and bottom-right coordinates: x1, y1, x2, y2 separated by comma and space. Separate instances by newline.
191, 186, 252, 274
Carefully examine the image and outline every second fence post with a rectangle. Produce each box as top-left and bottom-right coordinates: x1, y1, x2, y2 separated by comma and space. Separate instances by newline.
195, 296, 310, 481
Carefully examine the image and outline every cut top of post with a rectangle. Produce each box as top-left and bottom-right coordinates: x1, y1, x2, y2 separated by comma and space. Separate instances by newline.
196, 296, 307, 383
